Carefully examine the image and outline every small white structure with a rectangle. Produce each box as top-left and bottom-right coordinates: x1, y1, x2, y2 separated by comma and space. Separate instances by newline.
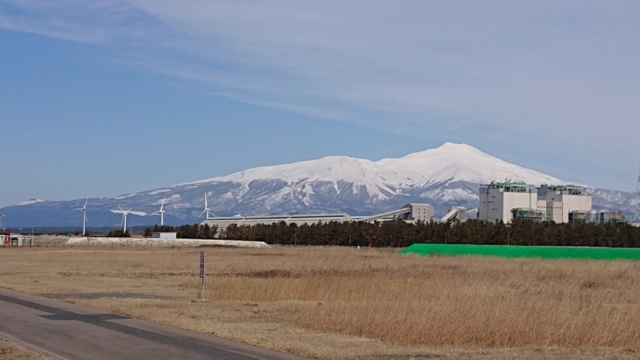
1, 234, 33, 247
151, 232, 177, 240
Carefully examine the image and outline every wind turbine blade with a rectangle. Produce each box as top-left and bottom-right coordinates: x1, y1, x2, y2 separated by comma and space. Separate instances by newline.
84, 198, 88, 209
198, 209, 207, 219
204, 192, 208, 209
118, 205, 124, 211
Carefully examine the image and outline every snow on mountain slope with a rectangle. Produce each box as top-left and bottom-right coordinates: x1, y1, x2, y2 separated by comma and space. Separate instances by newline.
219, 156, 382, 183
192, 142, 563, 190
189, 155, 413, 200
378, 143, 562, 186
170, 143, 567, 212
14, 199, 46, 206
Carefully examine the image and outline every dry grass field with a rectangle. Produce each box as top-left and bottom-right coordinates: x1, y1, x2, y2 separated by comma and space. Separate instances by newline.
0, 338, 43, 360
1, 246, 640, 359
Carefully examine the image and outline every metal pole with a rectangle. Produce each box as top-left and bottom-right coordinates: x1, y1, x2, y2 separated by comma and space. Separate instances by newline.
201, 276, 205, 301
199, 251, 206, 301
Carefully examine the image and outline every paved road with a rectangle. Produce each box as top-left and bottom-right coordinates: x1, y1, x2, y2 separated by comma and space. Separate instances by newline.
0, 288, 305, 360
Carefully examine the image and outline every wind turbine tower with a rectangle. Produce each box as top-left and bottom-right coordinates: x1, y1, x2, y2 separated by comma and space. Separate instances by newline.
634, 164, 640, 224
74, 199, 88, 236
152, 197, 166, 226
118, 206, 132, 233
199, 192, 213, 219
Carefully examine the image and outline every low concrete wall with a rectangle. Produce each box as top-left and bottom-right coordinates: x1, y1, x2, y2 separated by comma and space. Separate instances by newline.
32, 235, 72, 245
65, 237, 271, 249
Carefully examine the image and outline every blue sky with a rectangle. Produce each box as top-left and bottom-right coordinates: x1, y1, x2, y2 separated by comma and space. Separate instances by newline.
0, 1, 639, 207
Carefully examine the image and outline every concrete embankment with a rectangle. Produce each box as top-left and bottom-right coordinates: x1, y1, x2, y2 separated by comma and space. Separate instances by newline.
65, 237, 271, 248
22, 236, 270, 248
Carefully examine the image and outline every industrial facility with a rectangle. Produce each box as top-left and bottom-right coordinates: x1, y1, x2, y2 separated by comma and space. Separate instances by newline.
202, 181, 630, 231
477, 182, 624, 224
201, 203, 478, 233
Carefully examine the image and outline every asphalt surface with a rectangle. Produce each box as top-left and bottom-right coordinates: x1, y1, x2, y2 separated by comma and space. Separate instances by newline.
0, 288, 306, 360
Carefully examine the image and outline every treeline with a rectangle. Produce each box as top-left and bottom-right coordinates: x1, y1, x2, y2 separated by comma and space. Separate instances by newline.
143, 224, 218, 239
218, 220, 640, 248
106, 229, 130, 237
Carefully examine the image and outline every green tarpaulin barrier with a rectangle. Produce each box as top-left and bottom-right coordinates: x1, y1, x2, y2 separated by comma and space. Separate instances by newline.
400, 244, 640, 260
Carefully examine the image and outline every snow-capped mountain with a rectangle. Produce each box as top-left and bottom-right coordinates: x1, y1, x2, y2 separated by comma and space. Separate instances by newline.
1, 143, 635, 227
378, 143, 562, 186
192, 142, 562, 202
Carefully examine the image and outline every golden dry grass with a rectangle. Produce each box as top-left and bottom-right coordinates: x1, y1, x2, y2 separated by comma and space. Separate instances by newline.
0, 338, 43, 360
1, 246, 640, 359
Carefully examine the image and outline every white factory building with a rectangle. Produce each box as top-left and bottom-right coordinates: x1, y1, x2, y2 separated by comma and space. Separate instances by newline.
479, 183, 537, 223
479, 182, 592, 223
201, 203, 477, 234
536, 185, 592, 223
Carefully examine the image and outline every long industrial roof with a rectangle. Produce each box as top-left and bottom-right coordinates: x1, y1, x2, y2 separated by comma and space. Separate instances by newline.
539, 184, 589, 195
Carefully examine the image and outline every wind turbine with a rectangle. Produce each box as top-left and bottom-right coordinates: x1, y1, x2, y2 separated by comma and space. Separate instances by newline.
74, 199, 88, 236
198, 192, 213, 219
151, 197, 166, 226
117, 206, 132, 233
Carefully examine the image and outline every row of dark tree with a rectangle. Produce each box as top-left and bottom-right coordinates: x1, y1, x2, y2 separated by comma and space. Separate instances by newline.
106, 229, 130, 237
213, 220, 640, 248
139, 220, 640, 248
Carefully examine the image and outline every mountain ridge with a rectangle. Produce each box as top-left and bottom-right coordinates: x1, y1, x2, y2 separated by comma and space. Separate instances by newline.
1, 143, 635, 227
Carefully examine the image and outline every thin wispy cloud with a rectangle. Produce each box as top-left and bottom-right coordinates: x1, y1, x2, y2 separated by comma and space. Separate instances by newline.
1, 1, 639, 156
134, 1, 640, 149
0, 11, 106, 43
